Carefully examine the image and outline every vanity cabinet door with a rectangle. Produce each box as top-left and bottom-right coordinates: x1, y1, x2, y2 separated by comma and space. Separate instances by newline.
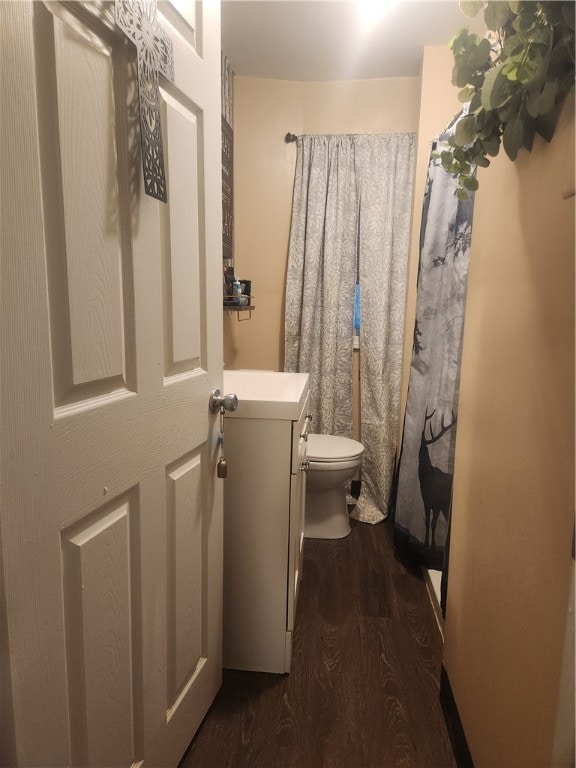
222, 400, 309, 673
222, 417, 292, 672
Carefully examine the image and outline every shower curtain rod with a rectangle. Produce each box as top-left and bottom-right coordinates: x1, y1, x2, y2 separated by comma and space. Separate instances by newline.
285, 132, 297, 143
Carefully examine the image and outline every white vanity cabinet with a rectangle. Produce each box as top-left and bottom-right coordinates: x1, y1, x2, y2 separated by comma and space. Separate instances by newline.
222, 371, 310, 673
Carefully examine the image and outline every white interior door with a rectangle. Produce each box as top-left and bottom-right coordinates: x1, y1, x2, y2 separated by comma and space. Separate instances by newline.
0, 2, 223, 766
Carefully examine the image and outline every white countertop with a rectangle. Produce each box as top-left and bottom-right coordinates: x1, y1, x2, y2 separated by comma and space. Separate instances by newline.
223, 369, 310, 420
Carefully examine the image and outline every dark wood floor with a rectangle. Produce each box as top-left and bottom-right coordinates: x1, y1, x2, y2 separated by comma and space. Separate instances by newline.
180, 518, 454, 768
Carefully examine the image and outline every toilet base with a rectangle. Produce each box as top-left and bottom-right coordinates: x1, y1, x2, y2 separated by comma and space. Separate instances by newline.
305, 486, 351, 539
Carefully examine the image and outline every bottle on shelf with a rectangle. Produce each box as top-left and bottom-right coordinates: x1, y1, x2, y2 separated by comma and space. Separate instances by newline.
232, 278, 242, 305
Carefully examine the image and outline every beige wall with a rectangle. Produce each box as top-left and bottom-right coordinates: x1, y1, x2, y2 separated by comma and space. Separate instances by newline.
225, 76, 421, 370
435, 73, 574, 768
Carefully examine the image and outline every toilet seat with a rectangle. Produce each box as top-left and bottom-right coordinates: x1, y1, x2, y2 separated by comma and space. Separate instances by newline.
307, 434, 364, 462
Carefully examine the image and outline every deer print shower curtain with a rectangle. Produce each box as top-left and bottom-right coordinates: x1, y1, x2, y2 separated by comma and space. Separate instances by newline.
392, 118, 475, 570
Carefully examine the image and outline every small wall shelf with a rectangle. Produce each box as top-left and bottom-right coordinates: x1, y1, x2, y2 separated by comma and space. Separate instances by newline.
223, 298, 255, 321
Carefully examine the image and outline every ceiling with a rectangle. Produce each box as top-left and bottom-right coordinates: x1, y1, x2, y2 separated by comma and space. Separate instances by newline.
221, 1, 481, 82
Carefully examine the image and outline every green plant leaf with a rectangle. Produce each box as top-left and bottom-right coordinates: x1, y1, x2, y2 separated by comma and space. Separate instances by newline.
522, 117, 535, 151
445, 0, 574, 195
503, 114, 523, 159
469, 91, 483, 111
502, 33, 525, 58
516, 57, 542, 84
450, 27, 478, 53
534, 106, 560, 142
484, 1, 511, 31
537, 80, 558, 114
497, 97, 520, 123
548, 32, 575, 93
545, 3, 563, 22
526, 87, 541, 118
563, 2, 575, 32
481, 65, 513, 109
453, 62, 476, 87
525, 25, 553, 48
454, 115, 478, 146
462, 175, 480, 190
440, 150, 454, 167
482, 133, 501, 156
477, 110, 499, 139
473, 109, 488, 129
460, 1, 485, 18
458, 85, 476, 103
501, 59, 520, 81
513, 3, 538, 33
453, 146, 467, 163
469, 37, 493, 68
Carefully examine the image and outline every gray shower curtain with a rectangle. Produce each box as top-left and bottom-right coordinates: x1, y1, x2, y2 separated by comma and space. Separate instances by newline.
392, 119, 475, 569
284, 133, 415, 524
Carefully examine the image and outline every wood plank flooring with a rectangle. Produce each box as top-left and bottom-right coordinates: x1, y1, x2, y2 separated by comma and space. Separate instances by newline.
180, 518, 454, 768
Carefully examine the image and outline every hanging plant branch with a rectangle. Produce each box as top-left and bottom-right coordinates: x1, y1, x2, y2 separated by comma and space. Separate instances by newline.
441, 1, 575, 198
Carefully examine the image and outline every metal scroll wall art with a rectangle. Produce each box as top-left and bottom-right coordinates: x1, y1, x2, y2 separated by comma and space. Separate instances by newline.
115, 0, 174, 202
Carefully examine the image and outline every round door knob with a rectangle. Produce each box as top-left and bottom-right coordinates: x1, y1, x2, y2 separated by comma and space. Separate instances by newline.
209, 389, 238, 413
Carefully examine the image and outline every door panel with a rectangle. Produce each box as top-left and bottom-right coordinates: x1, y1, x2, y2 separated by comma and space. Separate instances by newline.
161, 90, 202, 374
62, 495, 137, 766
38, 6, 136, 408
54, 18, 126, 389
0, 2, 222, 766
166, 452, 203, 702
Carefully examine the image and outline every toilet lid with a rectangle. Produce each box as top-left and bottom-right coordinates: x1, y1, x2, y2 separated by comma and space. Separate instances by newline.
307, 433, 364, 462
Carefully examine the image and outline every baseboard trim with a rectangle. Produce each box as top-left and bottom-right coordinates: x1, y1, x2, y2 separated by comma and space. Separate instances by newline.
440, 666, 474, 768
422, 567, 444, 639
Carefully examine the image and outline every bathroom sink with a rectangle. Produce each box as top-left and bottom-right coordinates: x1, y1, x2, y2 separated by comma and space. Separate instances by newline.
223, 369, 309, 420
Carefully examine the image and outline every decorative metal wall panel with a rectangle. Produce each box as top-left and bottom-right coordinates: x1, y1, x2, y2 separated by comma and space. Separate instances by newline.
221, 116, 233, 261
221, 54, 234, 260
221, 53, 234, 127
115, 0, 174, 202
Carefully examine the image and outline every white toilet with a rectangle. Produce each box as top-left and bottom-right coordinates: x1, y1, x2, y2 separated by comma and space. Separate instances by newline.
305, 434, 364, 539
